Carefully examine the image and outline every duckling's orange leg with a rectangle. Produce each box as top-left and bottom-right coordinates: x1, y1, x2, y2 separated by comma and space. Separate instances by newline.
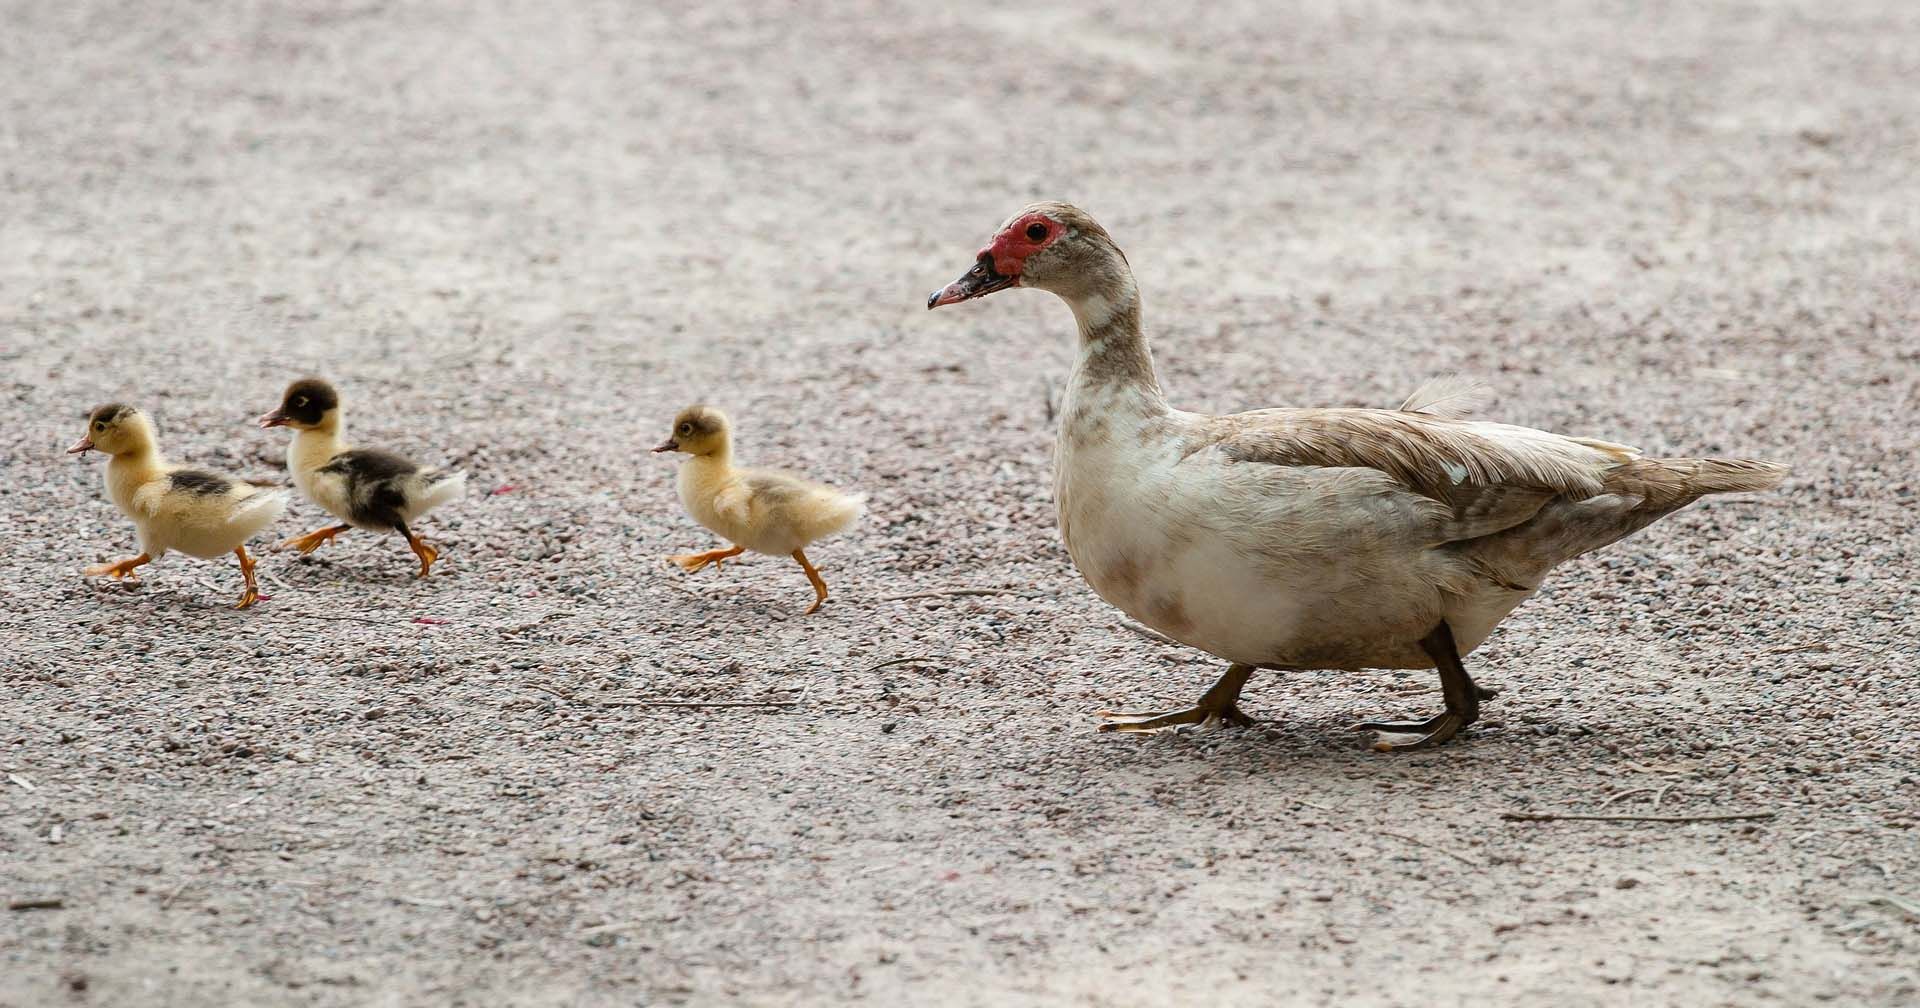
83, 553, 152, 580
233, 545, 264, 609
791, 549, 830, 615
667, 545, 745, 574
396, 521, 439, 578
1098, 663, 1259, 733
282, 524, 351, 555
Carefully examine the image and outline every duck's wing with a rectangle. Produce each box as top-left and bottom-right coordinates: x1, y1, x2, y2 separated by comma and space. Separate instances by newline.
166, 468, 243, 497
1196, 407, 1640, 543
713, 479, 755, 528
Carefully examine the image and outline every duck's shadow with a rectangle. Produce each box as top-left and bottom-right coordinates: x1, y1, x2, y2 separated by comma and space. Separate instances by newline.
1051, 704, 1596, 798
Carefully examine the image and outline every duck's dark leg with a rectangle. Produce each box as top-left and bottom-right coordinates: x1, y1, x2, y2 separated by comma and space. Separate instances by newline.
667, 544, 745, 574
791, 549, 830, 615
1352, 622, 1492, 751
233, 545, 263, 609
1098, 663, 1259, 733
282, 524, 351, 555
395, 520, 439, 578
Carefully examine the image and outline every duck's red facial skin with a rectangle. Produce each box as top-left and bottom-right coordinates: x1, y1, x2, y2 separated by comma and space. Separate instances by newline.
927, 211, 1065, 309
983, 211, 1063, 277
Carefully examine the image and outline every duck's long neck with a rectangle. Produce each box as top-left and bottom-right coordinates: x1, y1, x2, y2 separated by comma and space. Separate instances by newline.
1062, 266, 1168, 418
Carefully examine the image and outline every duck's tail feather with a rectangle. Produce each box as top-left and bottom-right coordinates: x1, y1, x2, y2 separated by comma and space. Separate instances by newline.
1461, 456, 1787, 590
412, 470, 468, 515
812, 491, 865, 541
228, 488, 291, 540
1603, 457, 1790, 509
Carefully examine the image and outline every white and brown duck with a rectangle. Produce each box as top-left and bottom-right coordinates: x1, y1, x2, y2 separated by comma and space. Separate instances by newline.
929, 201, 1788, 750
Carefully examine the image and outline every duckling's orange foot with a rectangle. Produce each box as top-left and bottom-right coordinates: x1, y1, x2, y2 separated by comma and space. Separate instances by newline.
283, 524, 350, 555
668, 546, 746, 574
1098, 702, 1259, 734
408, 540, 439, 578
235, 587, 262, 610
1352, 712, 1469, 752
83, 554, 152, 580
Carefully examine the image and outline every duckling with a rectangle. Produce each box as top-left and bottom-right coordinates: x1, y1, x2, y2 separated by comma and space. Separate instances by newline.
654, 405, 863, 615
257, 378, 466, 577
68, 403, 288, 609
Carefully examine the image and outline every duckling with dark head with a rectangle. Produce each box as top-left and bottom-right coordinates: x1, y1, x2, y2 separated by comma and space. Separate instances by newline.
258, 378, 467, 577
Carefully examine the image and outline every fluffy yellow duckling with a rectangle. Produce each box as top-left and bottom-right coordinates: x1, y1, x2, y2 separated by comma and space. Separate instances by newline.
257, 378, 467, 578
69, 403, 289, 609
654, 405, 863, 614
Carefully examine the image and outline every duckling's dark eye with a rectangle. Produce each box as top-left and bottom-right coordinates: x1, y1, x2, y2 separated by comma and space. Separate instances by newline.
1025, 222, 1048, 242
92, 421, 105, 431
295, 397, 308, 408
677, 423, 693, 436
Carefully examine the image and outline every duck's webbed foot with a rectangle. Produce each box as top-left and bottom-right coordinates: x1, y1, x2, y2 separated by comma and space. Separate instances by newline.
1098, 663, 1258, 734
283, 524, 350, 555
1354, 623, 1492, 752
84, 553, 152, 580
396, 522, 439, 578
667, 545, 745, 574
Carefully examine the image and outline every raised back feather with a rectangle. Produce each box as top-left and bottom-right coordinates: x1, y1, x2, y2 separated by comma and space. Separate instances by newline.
1399, 375, 1491, 419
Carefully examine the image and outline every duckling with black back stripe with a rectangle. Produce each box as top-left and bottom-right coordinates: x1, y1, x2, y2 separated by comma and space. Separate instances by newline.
69, 403, 288, 608
258, 378, 466, 577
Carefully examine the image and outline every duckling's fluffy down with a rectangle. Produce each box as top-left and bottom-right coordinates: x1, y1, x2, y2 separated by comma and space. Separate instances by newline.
140, 483, 290, 559
402, 470, 467, 524
740, 474, 863, 555
680, 465, 864, 557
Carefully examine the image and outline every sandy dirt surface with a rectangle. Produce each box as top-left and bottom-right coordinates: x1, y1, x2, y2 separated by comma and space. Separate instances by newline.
3, 1, 1917, 1004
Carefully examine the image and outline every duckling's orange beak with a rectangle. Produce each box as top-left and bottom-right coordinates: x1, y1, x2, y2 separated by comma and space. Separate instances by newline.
66, 436, 94, 455
652, 438, 679, 453
928, 252, 1018, 309
257, 409, 291, 428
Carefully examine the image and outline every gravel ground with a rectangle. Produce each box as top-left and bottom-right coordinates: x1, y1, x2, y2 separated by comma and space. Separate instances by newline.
3, 1, 1917, 1005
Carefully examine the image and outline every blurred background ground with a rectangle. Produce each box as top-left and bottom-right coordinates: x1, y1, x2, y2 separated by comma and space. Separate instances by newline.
2, 1, 1916, 1004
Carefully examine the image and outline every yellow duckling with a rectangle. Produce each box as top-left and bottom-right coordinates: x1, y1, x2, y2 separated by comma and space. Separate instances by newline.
654, 405, 863, 614
68, 403, 289, 609
257, 378, 467, 578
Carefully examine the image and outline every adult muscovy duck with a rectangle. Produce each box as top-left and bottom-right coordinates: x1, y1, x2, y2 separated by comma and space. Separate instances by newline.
928, 201, 1787, 750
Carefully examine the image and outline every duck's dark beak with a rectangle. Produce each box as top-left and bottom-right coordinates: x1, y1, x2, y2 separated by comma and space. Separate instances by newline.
652, 438, 679, 454
257, 409, 291, 429
66, 436, 94, 455
928, 253, 1017, 309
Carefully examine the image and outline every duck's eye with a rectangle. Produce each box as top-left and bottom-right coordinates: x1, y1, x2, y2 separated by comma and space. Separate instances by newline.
677, 423, 693, 436
1025, 222, 1048, 242
92, 421, 105, 432
294, 397, 308, 407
